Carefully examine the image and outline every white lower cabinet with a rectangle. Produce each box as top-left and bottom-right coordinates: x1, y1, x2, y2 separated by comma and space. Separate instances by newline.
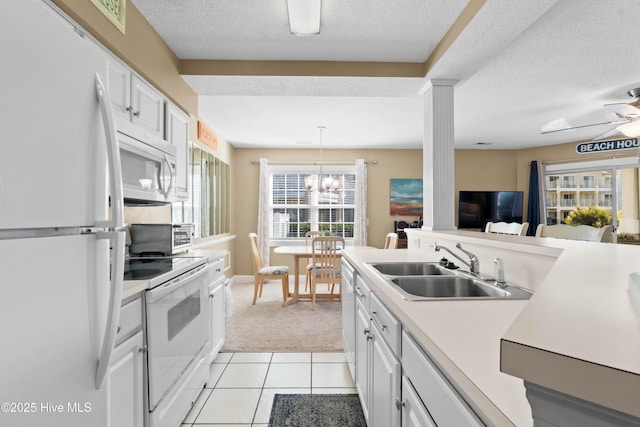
354, 277, 401, 427
108, 331, 144, 427
355, 296, 371, 422
401, 376, 436, 427
209, 280, 226, 356
208, 257, 226, 362
108, 296, 144, 427
370, 321, 401, 427
402, 331, 482, 427
350, 273, 485, 427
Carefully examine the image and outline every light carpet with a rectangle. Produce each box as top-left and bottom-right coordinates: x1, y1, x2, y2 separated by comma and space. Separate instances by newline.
221, 279, 343, 353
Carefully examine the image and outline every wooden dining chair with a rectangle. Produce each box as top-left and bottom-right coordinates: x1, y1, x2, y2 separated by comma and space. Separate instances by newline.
384, 232, 399, 249
484, 221, 529, 236
303, 231, 322, 291
535, 224, 613, 242
309, 236, 344, 311
248, 233, 289, 305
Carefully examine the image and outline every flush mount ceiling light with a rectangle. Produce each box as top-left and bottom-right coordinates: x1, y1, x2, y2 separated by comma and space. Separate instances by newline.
287, 0, 321, 36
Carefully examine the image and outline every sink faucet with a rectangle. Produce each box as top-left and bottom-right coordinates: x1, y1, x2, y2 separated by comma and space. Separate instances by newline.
433, 242, 480, 275
455, 243, 480, 275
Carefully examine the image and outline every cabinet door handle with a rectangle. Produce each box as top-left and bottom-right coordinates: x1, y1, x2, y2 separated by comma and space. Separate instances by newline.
395, 398, 404, 410
133, 110, 141, 117
363, 328, 370, 336
139, 345, 148, 353
125, 106, 132, 112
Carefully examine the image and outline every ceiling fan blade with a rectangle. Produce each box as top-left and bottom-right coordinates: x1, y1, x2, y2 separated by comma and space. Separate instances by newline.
615, 121, 640, 137
592, 127, 624, 141
541, 120, 627, 134
604, 102, 640, 117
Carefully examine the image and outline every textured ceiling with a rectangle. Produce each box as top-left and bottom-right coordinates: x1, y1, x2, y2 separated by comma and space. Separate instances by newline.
132, 0, 640, 150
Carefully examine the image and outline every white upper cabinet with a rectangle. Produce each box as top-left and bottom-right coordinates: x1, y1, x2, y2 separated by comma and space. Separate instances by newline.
108, 59, 131, 123
165, 103, 190, 200
131, 75, 164, 137
107, 60, 165, 139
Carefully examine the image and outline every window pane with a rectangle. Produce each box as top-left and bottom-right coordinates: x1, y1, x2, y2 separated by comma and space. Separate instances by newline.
545, 170, 614, 227
270, 170, 357, 239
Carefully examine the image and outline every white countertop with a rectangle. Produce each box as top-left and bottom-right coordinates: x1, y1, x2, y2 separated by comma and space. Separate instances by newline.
347, 229, 640, 424
343, 247, 532, 427
500, 240, 640, 417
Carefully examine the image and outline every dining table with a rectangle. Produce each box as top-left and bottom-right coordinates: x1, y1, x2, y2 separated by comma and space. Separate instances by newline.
273, 245, 343, 306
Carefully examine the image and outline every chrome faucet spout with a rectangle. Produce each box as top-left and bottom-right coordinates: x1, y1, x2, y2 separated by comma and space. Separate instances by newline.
455, 243, 480, 274
434, 242, 473, 272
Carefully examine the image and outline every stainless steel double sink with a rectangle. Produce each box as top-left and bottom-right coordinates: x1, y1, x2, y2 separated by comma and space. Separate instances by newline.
366, 262, 533, 301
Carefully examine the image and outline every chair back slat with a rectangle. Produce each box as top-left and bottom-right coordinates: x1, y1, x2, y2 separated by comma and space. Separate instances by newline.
312, 236, 344, 282
305, 230, 322, 247
384, 232, 399, 249
249, 232, 264, 272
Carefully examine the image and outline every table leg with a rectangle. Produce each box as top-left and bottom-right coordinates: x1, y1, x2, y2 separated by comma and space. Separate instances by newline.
284, 254, 301, 306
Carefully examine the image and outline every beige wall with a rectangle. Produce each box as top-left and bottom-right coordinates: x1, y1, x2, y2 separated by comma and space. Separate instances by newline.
232, 148, 423, 275
52, 0, 197, 116
234, 145, 615, 275
454, 149, 518, 224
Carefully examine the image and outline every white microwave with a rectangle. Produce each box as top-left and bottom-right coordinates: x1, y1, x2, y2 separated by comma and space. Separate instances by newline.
118, 131, 177, 204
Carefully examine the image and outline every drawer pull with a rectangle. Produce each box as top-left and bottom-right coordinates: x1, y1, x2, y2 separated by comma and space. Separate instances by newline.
371, 311, 387, 331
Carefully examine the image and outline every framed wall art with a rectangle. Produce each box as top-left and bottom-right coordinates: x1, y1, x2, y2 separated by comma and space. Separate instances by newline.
90, 0, 126, 34
390, 179, 423, 216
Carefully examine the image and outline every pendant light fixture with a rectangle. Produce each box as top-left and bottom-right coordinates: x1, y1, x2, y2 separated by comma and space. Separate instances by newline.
305, 126, 340, 193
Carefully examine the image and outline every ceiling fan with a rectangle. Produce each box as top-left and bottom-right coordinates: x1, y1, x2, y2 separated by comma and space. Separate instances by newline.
541, 88, 640, 140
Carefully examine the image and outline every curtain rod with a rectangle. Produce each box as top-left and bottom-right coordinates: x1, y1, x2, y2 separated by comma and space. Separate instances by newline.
249, 159, 378, 165
529, 153, 638, 165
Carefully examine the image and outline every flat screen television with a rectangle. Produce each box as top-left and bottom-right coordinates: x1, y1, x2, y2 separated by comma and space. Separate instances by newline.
458, 191, 524, 229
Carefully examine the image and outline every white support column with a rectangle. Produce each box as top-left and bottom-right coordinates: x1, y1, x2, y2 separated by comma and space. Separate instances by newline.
421, 79, 457, 231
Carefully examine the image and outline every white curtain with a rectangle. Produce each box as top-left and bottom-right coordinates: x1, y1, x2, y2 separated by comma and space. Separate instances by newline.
354, 159, 368, 246
257, 158, 271, 265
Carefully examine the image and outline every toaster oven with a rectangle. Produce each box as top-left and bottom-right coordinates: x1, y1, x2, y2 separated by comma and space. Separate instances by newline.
129, 223, 195, 255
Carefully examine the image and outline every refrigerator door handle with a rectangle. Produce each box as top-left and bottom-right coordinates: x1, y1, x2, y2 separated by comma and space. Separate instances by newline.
95, 73, 125, 230
95, 230, 125, 389
94, 73, 127, 389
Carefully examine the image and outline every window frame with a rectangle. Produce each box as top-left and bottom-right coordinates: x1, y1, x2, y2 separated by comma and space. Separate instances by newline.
268, 164, 357, 246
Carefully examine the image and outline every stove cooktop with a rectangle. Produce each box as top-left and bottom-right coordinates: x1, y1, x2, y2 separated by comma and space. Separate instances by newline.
123, 256, 206, 285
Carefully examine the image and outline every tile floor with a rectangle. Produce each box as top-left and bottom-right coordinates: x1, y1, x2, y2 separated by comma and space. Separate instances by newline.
181, 352, 356, 426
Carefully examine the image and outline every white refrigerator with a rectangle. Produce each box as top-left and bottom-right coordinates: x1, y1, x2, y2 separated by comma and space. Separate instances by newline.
0, 1, 126, 426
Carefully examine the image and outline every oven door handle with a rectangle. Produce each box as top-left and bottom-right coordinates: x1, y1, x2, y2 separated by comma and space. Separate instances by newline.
146, 264, 209, 304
